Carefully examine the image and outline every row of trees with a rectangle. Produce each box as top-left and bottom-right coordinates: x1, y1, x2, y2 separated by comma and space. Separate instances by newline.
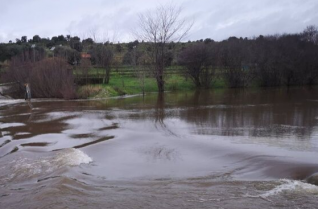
178, 28, 318, 88
132, 6, 318, 91
1, 5, 318, 98
0, 35, 104, 63
13, 35, 86, 51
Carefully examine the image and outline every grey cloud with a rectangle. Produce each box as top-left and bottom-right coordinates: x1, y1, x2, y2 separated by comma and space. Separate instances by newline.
188, 0, 318, 40
0, 0, 317, 43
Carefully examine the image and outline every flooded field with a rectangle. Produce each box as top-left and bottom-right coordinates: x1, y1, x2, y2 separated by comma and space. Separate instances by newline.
1, 87, 318, 208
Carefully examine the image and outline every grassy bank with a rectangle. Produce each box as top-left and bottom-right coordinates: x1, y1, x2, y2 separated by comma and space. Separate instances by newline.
78, 74, 227, 98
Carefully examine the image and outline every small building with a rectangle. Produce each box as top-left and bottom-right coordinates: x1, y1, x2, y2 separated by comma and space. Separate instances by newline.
81, 53, 91, 59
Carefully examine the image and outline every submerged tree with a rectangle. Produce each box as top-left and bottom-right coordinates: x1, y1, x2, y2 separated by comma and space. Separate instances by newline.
137, 4, 193, 92
178, 43, 217, 88
219, 37, 256, 88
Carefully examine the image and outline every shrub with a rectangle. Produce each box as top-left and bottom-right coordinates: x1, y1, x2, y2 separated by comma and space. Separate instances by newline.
2, 56, 77, 99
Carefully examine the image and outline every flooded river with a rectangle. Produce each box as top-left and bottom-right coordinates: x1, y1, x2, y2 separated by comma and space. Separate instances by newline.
1, 88, 318, 208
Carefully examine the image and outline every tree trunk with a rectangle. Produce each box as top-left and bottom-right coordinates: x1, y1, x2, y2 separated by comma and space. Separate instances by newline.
194, 77, 201, 88
103, 67, 110, 84
157, 75, 164, 92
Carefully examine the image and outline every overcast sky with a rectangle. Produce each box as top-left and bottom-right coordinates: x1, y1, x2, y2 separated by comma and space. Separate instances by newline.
0, 0, 317, 43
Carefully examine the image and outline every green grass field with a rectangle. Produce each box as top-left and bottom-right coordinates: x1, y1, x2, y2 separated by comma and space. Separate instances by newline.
77, 72, 227, 98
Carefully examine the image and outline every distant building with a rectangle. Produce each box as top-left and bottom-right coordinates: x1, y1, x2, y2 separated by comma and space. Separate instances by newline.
81, 53, 91, 59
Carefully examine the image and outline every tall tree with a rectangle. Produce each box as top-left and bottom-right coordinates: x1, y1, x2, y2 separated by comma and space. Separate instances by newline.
137, 4, 192, 92
21, 36, 27, 43
32, 35, 41, 43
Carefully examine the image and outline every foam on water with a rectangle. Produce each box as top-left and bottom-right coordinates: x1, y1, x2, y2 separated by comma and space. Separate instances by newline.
5, 148, 92, 181
54, 148, 93, 166
0, 122, 25, 129
0, 99, 25, 107
261, 179, 318, 198
14, 132, 31, 136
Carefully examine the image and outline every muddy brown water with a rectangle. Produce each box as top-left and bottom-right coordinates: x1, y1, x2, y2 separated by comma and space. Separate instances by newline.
1, 87, 318, 208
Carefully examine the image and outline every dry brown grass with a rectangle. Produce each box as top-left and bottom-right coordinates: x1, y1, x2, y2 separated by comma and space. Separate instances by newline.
77, 85, 102, 98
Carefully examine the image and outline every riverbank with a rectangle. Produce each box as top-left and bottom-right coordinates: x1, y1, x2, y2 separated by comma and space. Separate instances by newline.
77, 74, 226, 98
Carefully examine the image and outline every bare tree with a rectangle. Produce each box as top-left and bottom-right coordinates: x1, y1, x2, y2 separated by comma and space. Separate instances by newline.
132, 46, 150, 96
87, 27, 112, 44
90, 44, 113, 84
78, 58, 92, 85
178, 43, 217, 88
219, 37, 256, 88
137, 4, 193, 92
88, 27, 99, 43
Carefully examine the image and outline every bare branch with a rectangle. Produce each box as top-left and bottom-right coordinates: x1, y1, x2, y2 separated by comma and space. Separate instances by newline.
136, 4, 193, 92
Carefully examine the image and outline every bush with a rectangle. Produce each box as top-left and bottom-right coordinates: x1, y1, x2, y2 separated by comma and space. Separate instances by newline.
2, 56, 77, 99
31, 58, 77, 99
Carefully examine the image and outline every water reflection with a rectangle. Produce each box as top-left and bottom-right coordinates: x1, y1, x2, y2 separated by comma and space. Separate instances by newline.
120, 88, 318, 141
89, 88, 318, 141
153, 93, 178, 136
1, 87, 318, 155
176, 88, 318, 140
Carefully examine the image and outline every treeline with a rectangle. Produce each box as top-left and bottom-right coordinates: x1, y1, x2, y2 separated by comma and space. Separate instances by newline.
0, 34, 102, 65
0, 25, 318, 98
179, 27, 318, 88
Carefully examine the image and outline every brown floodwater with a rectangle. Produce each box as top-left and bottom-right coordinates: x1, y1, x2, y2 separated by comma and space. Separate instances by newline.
1, 87, 318, 208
